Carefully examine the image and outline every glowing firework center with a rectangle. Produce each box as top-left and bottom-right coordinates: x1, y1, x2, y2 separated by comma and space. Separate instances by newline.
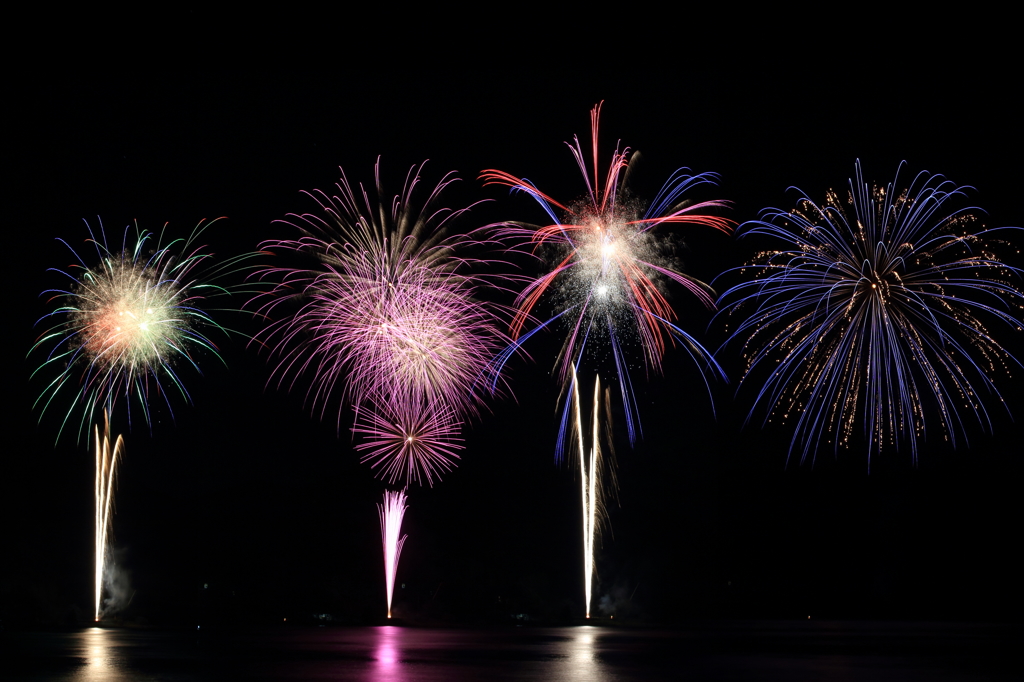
558, 204, 668, 348
75, 262, 184, 372
577, 213, 630, 311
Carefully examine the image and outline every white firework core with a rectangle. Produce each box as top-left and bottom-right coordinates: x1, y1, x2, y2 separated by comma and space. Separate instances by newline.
74, 260, 185, 374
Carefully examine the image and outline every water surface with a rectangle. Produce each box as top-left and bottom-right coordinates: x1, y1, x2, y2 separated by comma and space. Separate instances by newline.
6, 621, 1016, 681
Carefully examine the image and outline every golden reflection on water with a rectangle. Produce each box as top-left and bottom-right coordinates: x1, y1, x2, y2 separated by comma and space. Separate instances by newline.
71, 627, 140, 682
551, 627, 610, 682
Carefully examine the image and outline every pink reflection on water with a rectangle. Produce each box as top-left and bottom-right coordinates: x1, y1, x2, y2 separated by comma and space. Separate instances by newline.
373, 626, 403, 681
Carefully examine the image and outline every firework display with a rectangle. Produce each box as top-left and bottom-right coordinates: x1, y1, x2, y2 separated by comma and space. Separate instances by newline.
718, 160, 1024, 466
26, 85, 1023, 636
32, 218, 239, 439
483, 102, 731, 449
32, 217, 250, 622
254, 161, 508, 484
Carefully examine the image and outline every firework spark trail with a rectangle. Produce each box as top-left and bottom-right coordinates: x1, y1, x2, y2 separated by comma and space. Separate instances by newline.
568, 365, 615, 618
94, 410, 123, 622
31, 218, 246, 441
254, 161, 511, 484
378, 490, 409, 619
483, 103, 730, 455
717, 160, 1024, 466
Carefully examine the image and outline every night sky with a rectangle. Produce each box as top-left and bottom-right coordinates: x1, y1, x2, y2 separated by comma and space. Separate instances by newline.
7, 54, 1021, 628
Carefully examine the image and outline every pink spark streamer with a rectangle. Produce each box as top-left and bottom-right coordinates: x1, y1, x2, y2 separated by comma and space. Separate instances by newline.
378, 490, 409, 619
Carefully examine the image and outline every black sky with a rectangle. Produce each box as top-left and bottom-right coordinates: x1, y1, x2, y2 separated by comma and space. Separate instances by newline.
7, 52, 1022, 627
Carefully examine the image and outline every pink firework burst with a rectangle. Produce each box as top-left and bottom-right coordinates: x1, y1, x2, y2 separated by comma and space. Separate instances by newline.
282, 257, 504, 417
354, 399, 464, 487
254, 161, 510, 483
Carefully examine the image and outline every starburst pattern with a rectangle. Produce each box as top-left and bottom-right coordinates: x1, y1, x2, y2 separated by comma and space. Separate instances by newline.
354, 400, 464, 487
483, 103, 731, 450
718, 160, 1024, 465
32, 218, 239, 438
254, 161, 509, 484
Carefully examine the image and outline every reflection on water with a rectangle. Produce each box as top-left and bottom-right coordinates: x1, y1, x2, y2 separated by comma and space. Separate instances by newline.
370, 625, 610, 682
6, 621, 1016, 681
72, 627, 148, 682
550, 627, 608, 682
372, 626, 402, 681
